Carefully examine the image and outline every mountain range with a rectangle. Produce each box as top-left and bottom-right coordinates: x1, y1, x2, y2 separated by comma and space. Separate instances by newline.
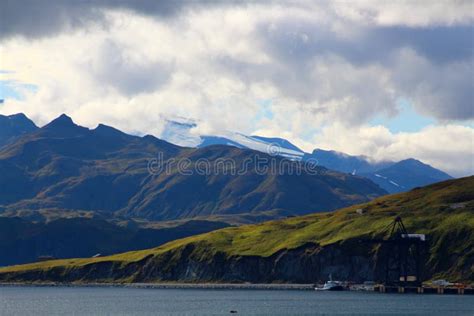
305, 149, 453, 193
0, 113, 385, 223
2, 113, 451, 195
0, 113, 464, 274
161, 117, 453, 193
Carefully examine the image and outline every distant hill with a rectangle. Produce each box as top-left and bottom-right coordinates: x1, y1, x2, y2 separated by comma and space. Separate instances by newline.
0, 113, 38, 148
1, 176, 472, 283
306, 149, 452, 193
0, 114, 385, 222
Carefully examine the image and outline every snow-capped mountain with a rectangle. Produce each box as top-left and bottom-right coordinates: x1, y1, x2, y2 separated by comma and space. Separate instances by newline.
160, 117, 201, 148
158, 117, 453, 194
160, 118, 305, 160
200, 133, 305, 160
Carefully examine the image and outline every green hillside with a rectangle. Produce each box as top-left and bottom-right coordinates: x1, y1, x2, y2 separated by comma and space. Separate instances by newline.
0, 176, 473, 283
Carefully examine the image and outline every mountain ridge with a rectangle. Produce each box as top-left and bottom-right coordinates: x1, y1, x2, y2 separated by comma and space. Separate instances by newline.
0, 114, 386, 222
1, 112, 453, 194
159, 116, 453, 192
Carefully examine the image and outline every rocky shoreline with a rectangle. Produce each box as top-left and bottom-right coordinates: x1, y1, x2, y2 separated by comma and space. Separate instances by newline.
0, 282, 316, 290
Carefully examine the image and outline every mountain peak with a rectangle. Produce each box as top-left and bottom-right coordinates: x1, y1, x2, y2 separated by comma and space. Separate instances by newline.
42, 114, 88, 136
54, 113, 73, 123
397, 158, 424, 165
3, 113, 27, 120
43, 114, 75, 128
0, 113, 37, 128
94, 123, 123, 133
0, 113, 38, 146
93, 124, 132, 140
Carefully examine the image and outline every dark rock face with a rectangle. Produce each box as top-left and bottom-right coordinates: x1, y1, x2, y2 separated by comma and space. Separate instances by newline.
0, 242, 381, 284
138, 242, 377, 283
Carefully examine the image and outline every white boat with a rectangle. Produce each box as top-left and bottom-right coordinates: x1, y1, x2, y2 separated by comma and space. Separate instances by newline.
315, 275, 344, 291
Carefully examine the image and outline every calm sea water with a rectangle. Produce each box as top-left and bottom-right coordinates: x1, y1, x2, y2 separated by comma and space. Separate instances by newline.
1, 286, 473, 315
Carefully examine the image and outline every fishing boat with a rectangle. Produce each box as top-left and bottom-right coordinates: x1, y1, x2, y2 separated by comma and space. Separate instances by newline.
315, 274, 344, 291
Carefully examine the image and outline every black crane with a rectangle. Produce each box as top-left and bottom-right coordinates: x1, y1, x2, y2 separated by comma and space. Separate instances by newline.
371, 216, 427, 286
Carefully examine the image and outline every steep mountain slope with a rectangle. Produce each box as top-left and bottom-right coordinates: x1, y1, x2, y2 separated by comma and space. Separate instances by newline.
118, 145, 385, 220
0, 114, 386, 222
0, 217, 229, 267
1, 176, 472, 283
362, 159, 454, 193
0, 113, 38, 148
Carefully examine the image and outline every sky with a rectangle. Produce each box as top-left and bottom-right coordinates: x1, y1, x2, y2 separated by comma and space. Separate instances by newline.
0, 0, 473, 176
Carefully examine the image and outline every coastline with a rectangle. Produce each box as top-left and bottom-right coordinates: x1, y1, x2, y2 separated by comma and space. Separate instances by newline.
0, 282, 316, 291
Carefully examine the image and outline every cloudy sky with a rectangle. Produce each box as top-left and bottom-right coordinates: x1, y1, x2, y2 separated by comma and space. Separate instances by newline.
0, 0, 473, 176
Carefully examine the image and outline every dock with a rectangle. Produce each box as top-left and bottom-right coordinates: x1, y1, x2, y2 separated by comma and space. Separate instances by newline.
376, 285, 474, 295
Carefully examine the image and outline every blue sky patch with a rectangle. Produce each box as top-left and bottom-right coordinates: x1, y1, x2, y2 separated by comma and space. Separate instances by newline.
370, 99, 435, 133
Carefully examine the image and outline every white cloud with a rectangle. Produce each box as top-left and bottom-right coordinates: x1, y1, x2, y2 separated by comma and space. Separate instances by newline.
0, 3, 473, 176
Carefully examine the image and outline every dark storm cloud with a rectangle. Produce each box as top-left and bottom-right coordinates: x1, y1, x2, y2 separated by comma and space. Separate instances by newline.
259, 18, 473, 66
256, 17, 474, 121
363, 26, 474, 65
0, 0, 231, 39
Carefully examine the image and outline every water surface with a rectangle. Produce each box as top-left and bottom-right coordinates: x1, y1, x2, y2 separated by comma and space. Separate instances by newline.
1, 286, 473, 315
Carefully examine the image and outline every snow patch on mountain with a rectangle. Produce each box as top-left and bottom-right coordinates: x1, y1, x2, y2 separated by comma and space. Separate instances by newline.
159, 116, 304, 159
160, 117, 201, 147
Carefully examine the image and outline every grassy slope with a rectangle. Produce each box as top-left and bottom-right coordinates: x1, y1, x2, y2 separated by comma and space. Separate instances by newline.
1, 176, 473, 280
